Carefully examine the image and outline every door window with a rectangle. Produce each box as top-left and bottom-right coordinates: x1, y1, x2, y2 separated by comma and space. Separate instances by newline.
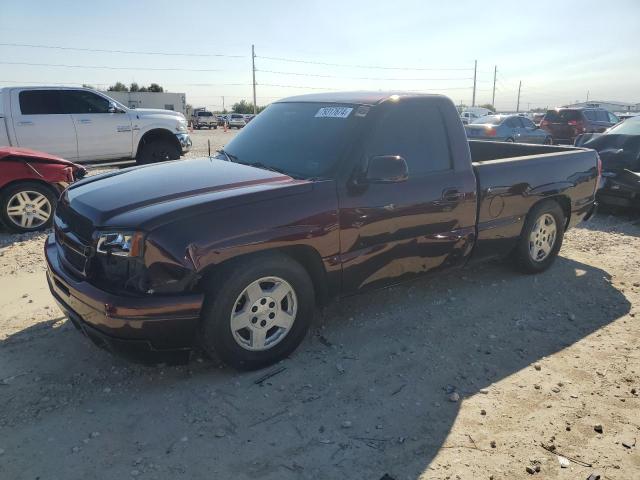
366, 102, 452, 174
19, 90, 65, 115
62, 90, 111, 114
520, 117, 535, 128
583, 110, 597, 121
504, 117, 519, 128
595, 110, 609, 122
607, 112, 619, 123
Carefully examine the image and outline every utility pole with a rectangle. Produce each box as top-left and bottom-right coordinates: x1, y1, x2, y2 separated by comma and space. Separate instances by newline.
472, 60, 477, 107
492, 65, 497, 107
251, 44, 257, 115
221, 96, 225, 112
516, 80, 522, 113
586, 90, 590, 102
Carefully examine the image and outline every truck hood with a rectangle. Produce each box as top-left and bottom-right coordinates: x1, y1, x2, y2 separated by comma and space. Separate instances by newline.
65, 158, 310, 229
131, 108, 185, 120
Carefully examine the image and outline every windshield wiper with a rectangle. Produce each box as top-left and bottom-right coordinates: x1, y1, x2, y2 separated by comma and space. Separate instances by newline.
216, 149, 239, 162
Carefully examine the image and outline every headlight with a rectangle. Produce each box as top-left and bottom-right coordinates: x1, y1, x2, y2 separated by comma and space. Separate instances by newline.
176, 120, 187, 132
96, 231, 144, 257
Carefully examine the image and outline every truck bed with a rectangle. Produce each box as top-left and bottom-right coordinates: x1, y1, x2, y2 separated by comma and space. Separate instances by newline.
468, 140, 599, 261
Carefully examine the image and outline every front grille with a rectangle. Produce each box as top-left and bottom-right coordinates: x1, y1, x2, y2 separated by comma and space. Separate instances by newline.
54, 215, 93, 277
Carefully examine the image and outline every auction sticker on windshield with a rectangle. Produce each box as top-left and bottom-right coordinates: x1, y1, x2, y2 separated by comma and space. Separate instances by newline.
315, 107, 353, 118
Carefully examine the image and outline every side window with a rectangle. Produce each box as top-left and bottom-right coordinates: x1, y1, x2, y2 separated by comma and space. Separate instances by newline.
366, 102, 452, 175
504, 118, 518, 128
608, 112, 619, 123
19, 90, 64, 115
595, 110, 609, 122
583, 110, 596, 121
62, 91, 111, 114
521, 118, 535, 128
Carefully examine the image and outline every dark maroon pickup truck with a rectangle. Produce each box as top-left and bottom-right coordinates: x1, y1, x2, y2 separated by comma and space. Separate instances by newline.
45, 92, 600, 369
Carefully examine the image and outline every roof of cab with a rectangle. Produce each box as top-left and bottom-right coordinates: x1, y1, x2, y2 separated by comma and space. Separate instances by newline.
276, 91, 446, 106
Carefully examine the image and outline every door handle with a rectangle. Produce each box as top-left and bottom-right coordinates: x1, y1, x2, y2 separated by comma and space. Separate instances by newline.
441, 189, 465, 202
78, 119, 92, 124
17, 121, 33, 126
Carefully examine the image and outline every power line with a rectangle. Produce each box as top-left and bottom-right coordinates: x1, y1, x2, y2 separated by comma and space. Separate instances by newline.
257, 55, 473, 71
0, 61, 228, 72
0, 42, 245, 58
256, 69, 473, 82
259, 82, 472, 91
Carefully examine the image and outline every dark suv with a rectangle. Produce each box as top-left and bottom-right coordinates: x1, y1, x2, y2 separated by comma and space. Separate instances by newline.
541, 108, 619, 144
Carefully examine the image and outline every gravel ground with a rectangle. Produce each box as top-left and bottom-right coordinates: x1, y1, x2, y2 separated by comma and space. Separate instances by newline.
0, 159, 638, 478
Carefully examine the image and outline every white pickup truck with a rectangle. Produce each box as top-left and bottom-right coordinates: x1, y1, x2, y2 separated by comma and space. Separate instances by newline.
0, 87, 192, 164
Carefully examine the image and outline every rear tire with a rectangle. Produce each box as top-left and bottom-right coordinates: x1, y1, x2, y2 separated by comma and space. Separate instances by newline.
199, 253, 315, 370
544, 137, 553, 145
136, 139, 180, 165
511, 200, 565, 274
505, 137, 515, 143
0, 181, 57, 233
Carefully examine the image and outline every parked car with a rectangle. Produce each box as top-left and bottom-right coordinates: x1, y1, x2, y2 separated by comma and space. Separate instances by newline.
0, 87, 191, 164
228, 113, 246, 128
575, 115, 640, 208
0, 147, 86, 233
540, 108, 619, 144
465, 115, 552, 144
217, 115, 227, 127
191, 110, 217, 130
244, 114, 256, 124
45, 92, 599, 369
460, 107, 492, 125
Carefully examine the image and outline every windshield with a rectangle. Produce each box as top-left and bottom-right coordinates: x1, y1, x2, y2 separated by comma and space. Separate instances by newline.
222, 102, 363, 178
471, 115, 503, 125
197, 111, 213, 117
607, 116, 640, 135
231, 114, 244, 119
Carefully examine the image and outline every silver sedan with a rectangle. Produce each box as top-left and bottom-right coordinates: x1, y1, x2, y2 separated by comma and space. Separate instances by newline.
465, 115, 553, 144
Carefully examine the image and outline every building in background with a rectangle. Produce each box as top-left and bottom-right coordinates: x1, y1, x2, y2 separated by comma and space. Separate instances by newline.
562, 101, 638, 113
100, 91, 187, 115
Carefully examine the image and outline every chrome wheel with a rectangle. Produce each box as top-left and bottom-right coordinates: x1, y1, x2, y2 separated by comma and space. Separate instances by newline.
6, 190, 52, 229
528, 213, 557, 262
230, 276, 297, 351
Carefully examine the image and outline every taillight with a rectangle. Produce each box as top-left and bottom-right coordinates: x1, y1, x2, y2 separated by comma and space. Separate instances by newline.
485, 127, 497, 137
540, 120, 549, 128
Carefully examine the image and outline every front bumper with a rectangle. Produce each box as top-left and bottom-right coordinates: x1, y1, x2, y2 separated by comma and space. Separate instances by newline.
176, 133, 192, 154
45, 235, 204, 364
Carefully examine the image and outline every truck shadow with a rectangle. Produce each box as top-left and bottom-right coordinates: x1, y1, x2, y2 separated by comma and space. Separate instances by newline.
0, 255, 630, 479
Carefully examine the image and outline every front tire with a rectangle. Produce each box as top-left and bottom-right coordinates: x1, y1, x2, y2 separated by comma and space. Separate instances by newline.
136, 139, 180, 165
199, 253, 315, 370
505, 137, 515, 143
0, 182, 57, 233
544, 137, 553, 145
511, 200, 565, 274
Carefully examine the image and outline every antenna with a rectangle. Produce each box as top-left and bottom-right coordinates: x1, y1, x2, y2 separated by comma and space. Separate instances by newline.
208, 139, 211, 157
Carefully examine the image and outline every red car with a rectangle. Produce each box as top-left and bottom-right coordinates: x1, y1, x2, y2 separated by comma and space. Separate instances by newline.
0, 147, 86, 233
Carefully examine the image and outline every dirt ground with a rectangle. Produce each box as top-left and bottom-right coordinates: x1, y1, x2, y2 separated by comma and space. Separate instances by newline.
0, 136, 638, 479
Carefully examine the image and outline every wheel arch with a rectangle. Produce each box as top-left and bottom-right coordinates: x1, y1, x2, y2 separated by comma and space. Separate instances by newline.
135, 128, 180, 158
0, 178, 62, 200
526, 194, 571, 231
194, 245, 330, 306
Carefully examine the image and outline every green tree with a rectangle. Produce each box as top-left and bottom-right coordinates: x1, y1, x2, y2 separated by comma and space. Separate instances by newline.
82, 84, 95, 89
148, 83, 164, 92
232, 100, 266, 114
130, 82, 140, 92
108, 82, 128, 92
479, 103, 496, 112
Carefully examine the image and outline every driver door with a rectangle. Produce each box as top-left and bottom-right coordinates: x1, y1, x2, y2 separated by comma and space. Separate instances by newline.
62, 90, 133, 161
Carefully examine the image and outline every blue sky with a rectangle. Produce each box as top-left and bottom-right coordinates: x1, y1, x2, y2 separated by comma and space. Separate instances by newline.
1, 0, 638, 110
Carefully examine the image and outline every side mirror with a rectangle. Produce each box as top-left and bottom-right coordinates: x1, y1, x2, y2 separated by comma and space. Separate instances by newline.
365, 155, 409, 183
108, 102, 122, 113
